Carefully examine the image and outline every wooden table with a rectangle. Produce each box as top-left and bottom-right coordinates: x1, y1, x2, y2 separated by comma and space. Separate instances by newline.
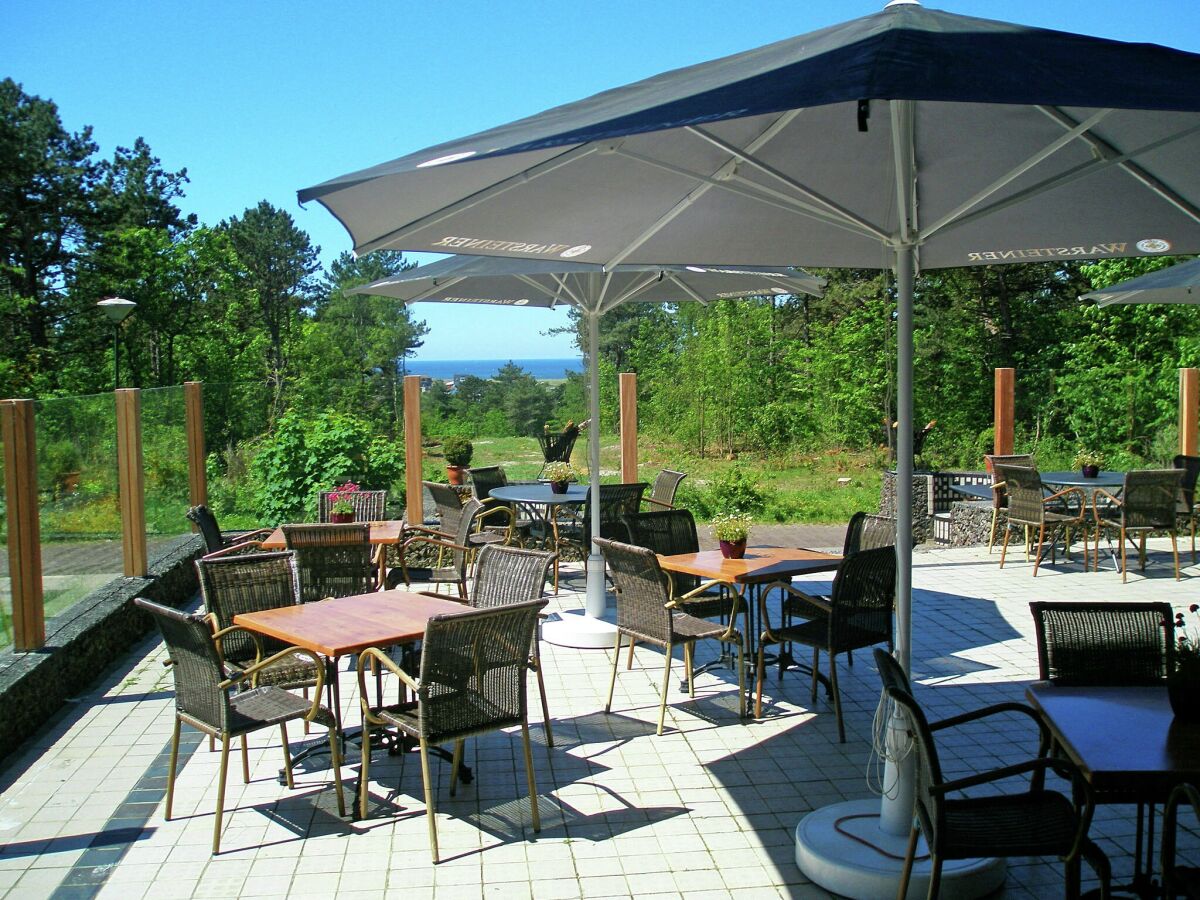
657, 547, 842, 681
1027, 682, 1200, 896
260, 520, 406, 585
235, 589, 473, 791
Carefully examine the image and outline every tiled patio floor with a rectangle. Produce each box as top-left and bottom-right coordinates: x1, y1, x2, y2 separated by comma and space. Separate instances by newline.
2, 537, 1199, 899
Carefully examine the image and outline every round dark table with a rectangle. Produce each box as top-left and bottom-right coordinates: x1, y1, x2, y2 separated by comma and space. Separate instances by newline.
490, 483, 588, 591
1039, 470, 1126, 489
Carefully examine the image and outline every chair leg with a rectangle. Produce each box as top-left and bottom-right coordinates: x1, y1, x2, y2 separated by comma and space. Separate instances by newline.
213, 734, 231, 855
280, 723, 295, 789
418, 737, 439, 864
327, 727, 346, 818
1032, 523, 1046, 576
755, 638, 768, 718
684, 642, 695, 698
449, 739, 465, 797
927, 854, 945, 900
1120, 527, 1129, 583
1172, 532, 1181, 580
1139, 534, 1148, 571
810, 646, 820, 703
534, 659, 554, 748
241, 735, 250, 784
358, 725, 372, 819
657, 643, 673, 736
521, 719, 540, 833
897, 823, 919, 900
999, 524, 1011, 568
736, 634, 747, 719
165, 717, 181, 820
605, 633, 622, 713
830, 653, 845, 744
627, 638, 636, 670
988, 506, 999, 553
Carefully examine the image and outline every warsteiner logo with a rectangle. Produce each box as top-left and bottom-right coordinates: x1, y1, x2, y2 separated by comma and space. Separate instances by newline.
433, 235, 585, 256
966, 243, 1127, 262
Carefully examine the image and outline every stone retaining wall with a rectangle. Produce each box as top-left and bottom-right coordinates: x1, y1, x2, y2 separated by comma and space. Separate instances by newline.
0, 534, 203, 769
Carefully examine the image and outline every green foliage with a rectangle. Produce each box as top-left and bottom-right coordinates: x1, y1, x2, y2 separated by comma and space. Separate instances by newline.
251, 410, 403, 522
711, 513, 752, 542
441, 435, 473, 467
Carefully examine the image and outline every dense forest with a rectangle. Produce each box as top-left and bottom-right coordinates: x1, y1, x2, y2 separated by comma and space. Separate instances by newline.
5, 76, 1200, 526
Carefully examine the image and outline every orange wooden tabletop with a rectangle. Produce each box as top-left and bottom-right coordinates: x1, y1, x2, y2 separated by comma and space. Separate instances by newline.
259, 520, 405, 550
233, 589, 469, 658
657, 547, 841, 584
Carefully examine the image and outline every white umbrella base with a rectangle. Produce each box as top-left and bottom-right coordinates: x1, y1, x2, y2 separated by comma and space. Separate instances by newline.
795, 798, 1005, 900
542, 608, 618, 649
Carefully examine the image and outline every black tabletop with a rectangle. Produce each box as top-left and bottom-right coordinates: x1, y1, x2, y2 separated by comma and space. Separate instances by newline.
490, 483, 589, 505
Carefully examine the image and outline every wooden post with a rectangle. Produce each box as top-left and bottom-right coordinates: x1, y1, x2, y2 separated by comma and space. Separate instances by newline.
619, 372, 638, 484
1181, 368, 1199, 457
184, 381, 207, 512
115, 388, 147, 577
1, 400, 44, 650
994, 368, 1015, 456
404, 376, 423, 525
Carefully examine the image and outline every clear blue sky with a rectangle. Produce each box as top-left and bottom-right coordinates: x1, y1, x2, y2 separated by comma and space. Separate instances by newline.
6, 1, 1199, 360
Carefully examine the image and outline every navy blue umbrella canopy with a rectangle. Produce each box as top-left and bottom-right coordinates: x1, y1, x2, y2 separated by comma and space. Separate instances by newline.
301, 3, 1200, 272
1084, 257, 1200, 306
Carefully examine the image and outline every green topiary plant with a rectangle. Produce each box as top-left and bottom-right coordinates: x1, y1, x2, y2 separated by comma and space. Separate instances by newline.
442, 436, 474, 468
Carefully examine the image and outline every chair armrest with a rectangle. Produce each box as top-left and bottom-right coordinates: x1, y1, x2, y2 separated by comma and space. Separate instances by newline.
757, 580, 829, 642
400, 534, 472, 556
203, 539, 264, 559
1092, 488, 1122, 521
357, 646, 419, 723
642, 497, 675, 510
1044, 485, 1087, 519
231, 527, 273, 544
211, 623, 264, 667
222, 646, 326, 720
476, 505, 514, 528
929, 701, 1051, 754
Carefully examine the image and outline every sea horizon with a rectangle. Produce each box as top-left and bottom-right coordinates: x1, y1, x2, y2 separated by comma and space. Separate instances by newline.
403, 357, 583, 381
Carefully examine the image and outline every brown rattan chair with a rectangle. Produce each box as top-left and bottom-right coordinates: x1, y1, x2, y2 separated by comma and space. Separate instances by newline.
994, 464, 1089, 576
1175, 454, 1200, 564
1092, 469, 1183, 582
594, 537, 746, 735
536, 422, 582, 480
186, 505, 271, 557
135, 597, 344, 854
642, 469, 687, 510
468, 544, 556, 747
1029, 600, 1174, 687
559, 482, 648, 555
356, 598, 547, 862
281, 522, 376, 602
878, 649, 1111, 899
984, 453, 1034, 553
757, 545, 896, 741
1163, 782, 1200, 899
468, 465, 530, 543
388, 498, 490, 599
317, 488, 387, 523
426, 479, 508, 553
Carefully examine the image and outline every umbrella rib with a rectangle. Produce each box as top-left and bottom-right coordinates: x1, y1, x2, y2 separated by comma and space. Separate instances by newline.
1038, 106, 1200, 226
890, 99, 918, 248
404, 275, 469, 303
355, 143, 601, 255
687, 125, 891, 242
513, 273, 575, 306
918, 109, 1114, 243
937, 118, 1200, 237
598, 271, 664, 314
663, 274, 712, 307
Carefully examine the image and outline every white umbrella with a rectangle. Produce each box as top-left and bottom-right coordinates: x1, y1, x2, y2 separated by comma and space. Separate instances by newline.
352, 255, 823, 642
1083, 256, 1200, 306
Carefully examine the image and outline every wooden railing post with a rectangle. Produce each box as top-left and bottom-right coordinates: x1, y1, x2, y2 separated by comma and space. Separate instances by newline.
1180, 368, 1199, 457
404, 376, 423, 525
115, 389, 147, 577
994, 368, 1015, 456
1, 400, 44, 650
619, 372, 638, 484
184, 381, 207, 513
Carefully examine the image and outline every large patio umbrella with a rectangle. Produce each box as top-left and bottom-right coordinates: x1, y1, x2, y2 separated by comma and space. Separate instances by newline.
1083, 257, 1200, 306
301, 2, 1200, 894
350, 255, 823, 644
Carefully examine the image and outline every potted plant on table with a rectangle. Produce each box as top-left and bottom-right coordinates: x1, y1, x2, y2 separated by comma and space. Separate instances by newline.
712, 512, 753, 559
329, 481, 359, 523
442, 436, 473, 485
1170, 606, 1200, 721
1073, 449, 1106, 479
543, 461, 576, 494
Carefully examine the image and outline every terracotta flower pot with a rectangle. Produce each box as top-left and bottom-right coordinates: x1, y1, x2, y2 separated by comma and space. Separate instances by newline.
719, 539, 747, 559
550, 480, 569, 494
330, 511, 354, 524
446, 465, 467, 485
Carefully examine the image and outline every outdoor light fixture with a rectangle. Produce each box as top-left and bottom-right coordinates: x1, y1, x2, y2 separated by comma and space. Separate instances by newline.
97, 297, 136, 389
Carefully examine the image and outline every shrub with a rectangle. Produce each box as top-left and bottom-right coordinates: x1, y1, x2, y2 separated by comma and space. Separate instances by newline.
442, 435, 474, 467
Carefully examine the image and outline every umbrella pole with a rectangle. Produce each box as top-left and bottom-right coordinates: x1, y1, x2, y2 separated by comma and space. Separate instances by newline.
585, 309, 606, 617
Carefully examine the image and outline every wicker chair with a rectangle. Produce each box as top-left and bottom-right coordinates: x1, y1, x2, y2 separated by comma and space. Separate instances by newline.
984, 453, 1035, 553
536, 423, 581, 480
468, 465, 530, 543
757, 545, 896, 741
425, 479, 508, 553
994, 464, 1089, 576
1092, 469, 1183, 582
195, 551, 317, 692
642, 469, 687, 510
1175, 454, 1200, 564
281, 523, 376, 603
317, 488, 387, 523
134, 598, 343, 854
468, 544, 556, 747
356, 598, 547, 862
879, 650, 1110, 900
594, 537, 745, 735
559, 482, 648, 551
1029, 601, 1174, 687
186, 505, 271, 557
388, 498, 490, 599
1163, 783, 1200, 899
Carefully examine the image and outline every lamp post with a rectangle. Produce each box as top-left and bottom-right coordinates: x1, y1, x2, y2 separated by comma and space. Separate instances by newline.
97, 297, 136, 389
